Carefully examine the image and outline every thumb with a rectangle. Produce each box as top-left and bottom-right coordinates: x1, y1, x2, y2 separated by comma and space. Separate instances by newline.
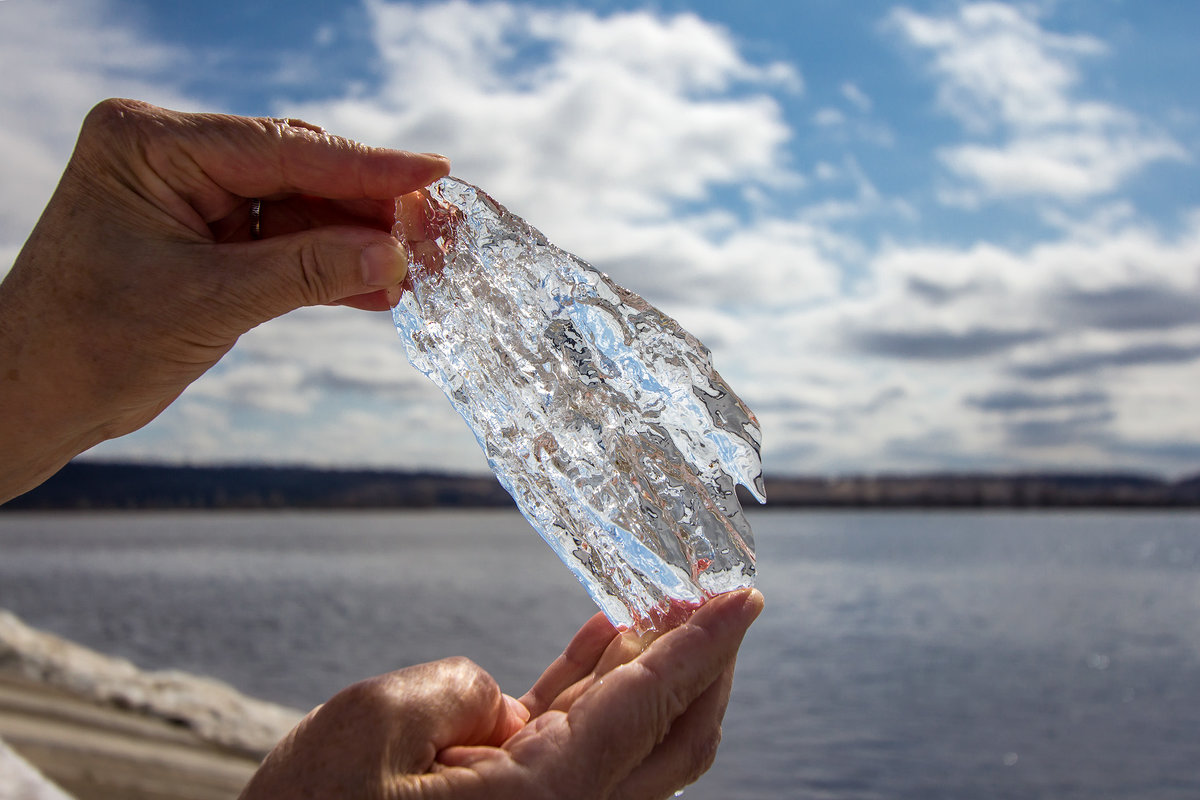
242, 658, 516, 799
214, 226, 409, 325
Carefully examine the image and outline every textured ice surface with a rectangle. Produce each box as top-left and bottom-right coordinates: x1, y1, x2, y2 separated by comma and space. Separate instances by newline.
392, 178, 764, 633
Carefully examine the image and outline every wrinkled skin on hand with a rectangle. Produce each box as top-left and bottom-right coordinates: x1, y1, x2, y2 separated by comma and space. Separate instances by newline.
0, 99, 449, 502
240, 588, 764, 800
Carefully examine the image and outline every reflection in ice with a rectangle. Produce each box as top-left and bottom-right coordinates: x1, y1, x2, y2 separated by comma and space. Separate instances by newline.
392, 178, 764, 633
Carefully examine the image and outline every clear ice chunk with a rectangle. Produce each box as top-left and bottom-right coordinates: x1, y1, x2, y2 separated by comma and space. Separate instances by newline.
391, 178, 765, 633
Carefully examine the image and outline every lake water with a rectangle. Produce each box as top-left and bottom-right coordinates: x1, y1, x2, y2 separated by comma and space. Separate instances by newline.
1, 509, 1198, 799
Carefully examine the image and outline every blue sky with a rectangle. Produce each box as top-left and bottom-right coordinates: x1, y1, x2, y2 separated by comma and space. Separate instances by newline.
2, 0, 1198, 478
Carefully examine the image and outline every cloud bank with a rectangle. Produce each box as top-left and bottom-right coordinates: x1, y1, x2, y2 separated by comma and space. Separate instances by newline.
889, 2, 1187, 203
1, 0, 1196, 477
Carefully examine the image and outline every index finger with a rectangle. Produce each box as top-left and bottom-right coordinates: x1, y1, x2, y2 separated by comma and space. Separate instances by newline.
91, 100, 449, 213
190, 110, 450, 199
563, 588, 764, 773
519, 612, 618, 718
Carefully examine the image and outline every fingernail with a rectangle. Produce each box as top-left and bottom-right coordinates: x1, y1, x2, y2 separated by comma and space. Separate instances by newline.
503, 693, 532, 724
361, 241, 408, 288
386, 284, 404, 308
421, 152, 449, 160
712, 587, 764, 622
742, 588, 766, 620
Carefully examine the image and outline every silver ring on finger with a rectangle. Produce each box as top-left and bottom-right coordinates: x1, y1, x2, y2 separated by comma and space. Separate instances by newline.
249, 198, 262, 240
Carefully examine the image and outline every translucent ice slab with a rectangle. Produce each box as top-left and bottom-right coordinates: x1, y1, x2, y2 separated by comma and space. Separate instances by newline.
392, 178, 764, 633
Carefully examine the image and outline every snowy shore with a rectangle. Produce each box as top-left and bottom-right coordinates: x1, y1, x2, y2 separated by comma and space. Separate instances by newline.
0, 609, 303, 800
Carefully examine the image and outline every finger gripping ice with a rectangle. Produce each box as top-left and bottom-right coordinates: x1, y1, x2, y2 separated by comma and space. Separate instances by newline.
392, 178, 764, 633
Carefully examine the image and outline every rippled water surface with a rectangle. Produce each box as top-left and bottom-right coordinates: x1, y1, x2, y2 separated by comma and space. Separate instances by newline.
2, 510, 1198, 799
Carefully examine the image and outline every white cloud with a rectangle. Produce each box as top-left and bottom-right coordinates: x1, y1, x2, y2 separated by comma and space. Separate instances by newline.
276, 0, 846, 399
814, 108, 846, 127
289, 1, 799, 225
817, 211, 1200, 474
840, 81, 872, 112
4, 0, 825, 475
890, 2, 1104, 132
890, 2, 1188, 202
940, 128, 1186, 202
5, 0, 1198, 481
314, 24, 337, 47
0, 0, 195, 255
809, 96, 895, 150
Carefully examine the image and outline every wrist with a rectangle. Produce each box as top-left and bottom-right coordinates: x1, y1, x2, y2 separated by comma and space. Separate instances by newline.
0, 253, 112, 504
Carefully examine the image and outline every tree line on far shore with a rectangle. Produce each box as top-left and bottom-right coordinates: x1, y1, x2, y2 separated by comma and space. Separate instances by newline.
4, 461, 1199, 511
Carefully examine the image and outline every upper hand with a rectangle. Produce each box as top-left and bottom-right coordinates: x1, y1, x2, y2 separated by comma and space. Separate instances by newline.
240, 588, 764, 800
0, 99, 448, 501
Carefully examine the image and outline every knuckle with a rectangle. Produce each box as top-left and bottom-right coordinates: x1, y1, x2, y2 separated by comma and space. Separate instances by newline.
441, 654, 480, 672
254, 115, 290, 141
440, 655, 500, 697
635, 659, 689, 722
316, 670, 423, 733
295, 240, 335, 305
685, 725, 722, 783
80, 98, 155, 152
84, 97, 149, 129
78, 99, 188, 182
659, 680, 692, 725
328, 674, 397, 711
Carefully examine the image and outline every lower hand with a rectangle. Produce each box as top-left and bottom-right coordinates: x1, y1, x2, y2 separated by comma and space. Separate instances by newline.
240, 588, 764, 800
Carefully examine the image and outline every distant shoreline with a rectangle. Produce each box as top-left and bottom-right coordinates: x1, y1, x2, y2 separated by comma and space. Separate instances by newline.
3, 460, 1198, 511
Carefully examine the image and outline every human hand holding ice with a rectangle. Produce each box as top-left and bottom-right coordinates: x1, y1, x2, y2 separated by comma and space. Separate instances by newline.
392, 178, 764, 633
241, 588, 763, 799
